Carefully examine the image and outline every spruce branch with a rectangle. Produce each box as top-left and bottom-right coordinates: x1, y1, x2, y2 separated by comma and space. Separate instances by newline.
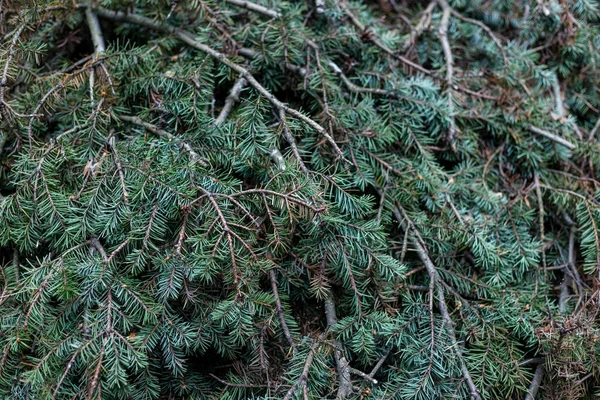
269, 269, 296, 351
524, 363, 544, 400
393, 205, 482, 400
527, 125, 576, 150
436, 0, 456, 147
118, 114, 207, 166
224, 0, 281, 18
214, 77, 247, 126
93, 6, 347, 161
282, 338, 320, 400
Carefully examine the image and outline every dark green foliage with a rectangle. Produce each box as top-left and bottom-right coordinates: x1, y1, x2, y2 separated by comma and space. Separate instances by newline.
1, 0, 600, 399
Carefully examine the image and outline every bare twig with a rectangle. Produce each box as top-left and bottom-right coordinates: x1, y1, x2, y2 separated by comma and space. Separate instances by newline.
527, 125, 576, 150
269, 269, 296, 350
524, 363, 544, 400
224, 0, 281, 18
589, 116, 600, 141
215, 77, 247, 125
368, 346, 390, 378
94, 6, 346, 161
349, 367, 378, 384
85, 6, 106, 55
328, 61, 397, 97
118, 114, 207, 166
550, 74, 565, 120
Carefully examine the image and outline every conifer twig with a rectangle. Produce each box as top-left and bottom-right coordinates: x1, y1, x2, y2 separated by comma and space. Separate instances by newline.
450, 9, 508, 65
436, 0, 457, 147
278, 108, 308, 173
282, 338, 320, 400
0, 24, 24, 126
393, 205, 482, 400
224, 0, 281, 18
85, 6, 106, 55
269, 269, 296, 350
94, 6, 347, 161
214, 77, 247, 126
524, 363, 544, 400
324, 294, 353, 399
527, 125, 576, 150
118, 114, 207, 166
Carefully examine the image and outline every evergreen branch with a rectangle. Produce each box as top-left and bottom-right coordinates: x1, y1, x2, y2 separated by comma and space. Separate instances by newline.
209, 373, 269, 388
85, 6, 106, 55
324, 294, 353, 400
282, 338, 320, 400
436, 0, 456, 147
450, 9, 508, 65
278, 108, 309, 173
27, 82, 64, 149
335, 1, 499, 102
93, 6, 347, 161
224, 0, 281, 18
118, 114, 207, 166
0, 23, 24, 125
393, 205, 482, 400
524, 363, 544, 400
527, 125, 576, 150
214, 77, 247, 126
328, 61, 398, 97
269, 269, 295, 350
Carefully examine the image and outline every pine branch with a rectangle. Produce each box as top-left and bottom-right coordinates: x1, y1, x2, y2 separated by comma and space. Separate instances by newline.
527, 125, 576, 150
282, 338, 320, 400
93, 6, 347, 161
214, 77, 247, 126
394, 205, 482, 400
118, 114, 207, 166
524, 363, 544, 400
224, 0, 281, 18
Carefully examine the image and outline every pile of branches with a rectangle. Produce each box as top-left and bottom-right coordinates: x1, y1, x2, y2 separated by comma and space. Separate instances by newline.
1, 0, 600, 399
